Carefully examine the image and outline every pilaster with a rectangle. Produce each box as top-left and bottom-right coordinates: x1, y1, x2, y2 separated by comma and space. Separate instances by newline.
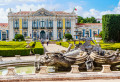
71, 17, 76, 39
53, 17, 57, 40
8, 17, 14, 41
28, 17, 32, 38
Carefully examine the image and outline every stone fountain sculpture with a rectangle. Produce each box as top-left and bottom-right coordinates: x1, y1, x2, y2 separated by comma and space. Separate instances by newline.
35, 37, 120, 72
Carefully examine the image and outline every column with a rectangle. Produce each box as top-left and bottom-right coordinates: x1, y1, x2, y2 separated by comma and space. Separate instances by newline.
28, 17, 32, 38
9, 17, 14, 41
19, 18, 22, 34
53, 18, 57, 40
71, 18, 76, 39
63, 18, 65, 36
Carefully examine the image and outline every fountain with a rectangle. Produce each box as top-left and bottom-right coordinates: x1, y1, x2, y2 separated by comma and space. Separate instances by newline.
35, 37, 120, 72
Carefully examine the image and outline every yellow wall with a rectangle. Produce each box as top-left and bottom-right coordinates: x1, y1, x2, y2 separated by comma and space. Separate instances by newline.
63, 18, 65, 36
19, 18, 22, 34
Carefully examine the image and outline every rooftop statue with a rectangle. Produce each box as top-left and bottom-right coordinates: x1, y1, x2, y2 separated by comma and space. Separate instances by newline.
35, 37, 120, 72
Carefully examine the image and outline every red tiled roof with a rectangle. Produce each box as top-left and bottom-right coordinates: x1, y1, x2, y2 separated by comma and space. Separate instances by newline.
76, 23, 102, 26
0, 23, 8, 27
13, 11, 35, 15
13, 11, 70, 15
51, 11, 70, 14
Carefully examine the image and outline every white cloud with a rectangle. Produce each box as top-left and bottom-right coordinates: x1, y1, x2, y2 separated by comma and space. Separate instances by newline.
71, 1, 120, 18
1, 1, 120, 23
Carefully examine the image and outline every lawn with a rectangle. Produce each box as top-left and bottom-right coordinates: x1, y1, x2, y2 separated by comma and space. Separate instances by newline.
56, 40, 120, 50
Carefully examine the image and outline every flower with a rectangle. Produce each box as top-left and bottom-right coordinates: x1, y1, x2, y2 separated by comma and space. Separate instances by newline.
95, 34, 101, 38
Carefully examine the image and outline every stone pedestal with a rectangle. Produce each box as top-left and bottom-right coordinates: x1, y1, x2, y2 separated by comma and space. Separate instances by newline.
35, 54, 40, 60
0, 56, 3, 62
101, 65, 111, 73
70, 65, 80, 73
15, 55, 21, 60
47, 66, 55, 73
39, 66, 48, 74
6, 67, 17, 76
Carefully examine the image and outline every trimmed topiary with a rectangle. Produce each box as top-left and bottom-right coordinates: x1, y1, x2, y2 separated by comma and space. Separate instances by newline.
14, 34, 25, 41
65, 33, 72, 40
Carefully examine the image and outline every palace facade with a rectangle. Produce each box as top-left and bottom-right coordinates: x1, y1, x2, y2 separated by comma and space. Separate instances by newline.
0, 8, 102, 41
8, 8, 77, 41
75, 23, 102, 39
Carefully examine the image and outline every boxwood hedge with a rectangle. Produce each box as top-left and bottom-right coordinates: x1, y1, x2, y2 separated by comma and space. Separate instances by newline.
0, 48, 30, 57
31, 42, 44, 55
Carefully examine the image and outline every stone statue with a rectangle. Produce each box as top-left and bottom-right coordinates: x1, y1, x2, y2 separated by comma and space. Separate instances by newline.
85, 56, 94, 71
35, 37, 120, 72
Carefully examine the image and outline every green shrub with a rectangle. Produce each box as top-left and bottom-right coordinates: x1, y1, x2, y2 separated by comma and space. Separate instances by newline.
32, 42, 44, 55
0, 48, 30, 57
14, 34, 25, 41
65, 33, 72, 40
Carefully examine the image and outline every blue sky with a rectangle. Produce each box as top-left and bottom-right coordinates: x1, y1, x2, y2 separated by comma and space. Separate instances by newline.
0, 0, 120, 23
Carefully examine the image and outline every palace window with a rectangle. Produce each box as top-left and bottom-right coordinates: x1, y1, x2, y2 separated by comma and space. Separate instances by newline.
14, 20, 19, 28
32, 20, 37, 28
57, 20, 62, 28
23, 20, 28, 28
66, 20, 71, 28
24, 32, 27, 38
41, 20, 45, 28
49, 20, 52, 27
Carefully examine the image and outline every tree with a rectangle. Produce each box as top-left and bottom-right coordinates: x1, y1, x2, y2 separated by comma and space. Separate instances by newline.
102, 14, 120, 42
77, 16, 98, 23
14, 34, 25, 41
65, 33, 72, 40
77, 16, 84, 23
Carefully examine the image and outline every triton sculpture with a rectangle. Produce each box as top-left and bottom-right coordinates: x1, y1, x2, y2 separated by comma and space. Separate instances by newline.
35, 37, 120, 72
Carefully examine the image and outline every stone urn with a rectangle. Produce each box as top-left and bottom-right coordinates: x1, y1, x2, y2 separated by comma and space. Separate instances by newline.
63, 38, 67, 42
95, 37, 102, 43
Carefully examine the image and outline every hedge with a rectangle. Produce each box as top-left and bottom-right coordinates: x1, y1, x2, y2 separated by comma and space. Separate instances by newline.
56, 40, 120, 50
0, 48, 30, 57
102, 14, 120, 42
32, 42, 44, 55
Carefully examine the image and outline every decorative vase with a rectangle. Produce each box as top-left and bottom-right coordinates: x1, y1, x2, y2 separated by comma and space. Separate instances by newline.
95, 37, 102, 43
